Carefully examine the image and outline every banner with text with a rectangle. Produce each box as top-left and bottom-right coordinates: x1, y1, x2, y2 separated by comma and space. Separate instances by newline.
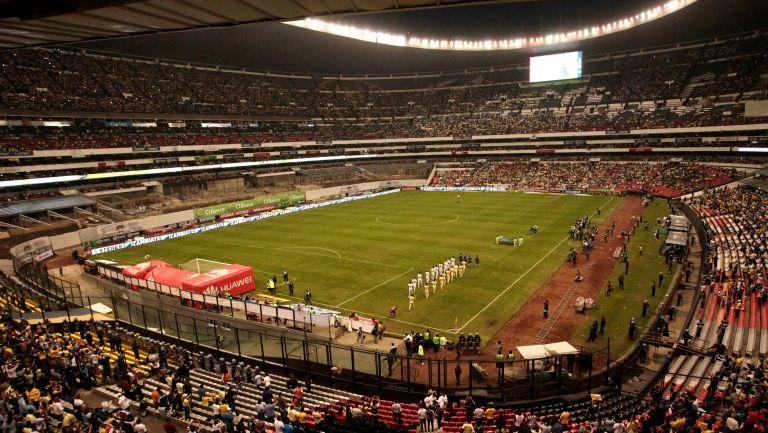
193, 192, 307, 219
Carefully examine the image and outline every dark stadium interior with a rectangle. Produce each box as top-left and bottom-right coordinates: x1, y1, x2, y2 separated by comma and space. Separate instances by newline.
1, 1, 768, 433
68, 0, 768, 74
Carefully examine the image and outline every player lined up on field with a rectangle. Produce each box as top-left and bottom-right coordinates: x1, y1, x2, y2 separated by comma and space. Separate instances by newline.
406, 254, 479, 312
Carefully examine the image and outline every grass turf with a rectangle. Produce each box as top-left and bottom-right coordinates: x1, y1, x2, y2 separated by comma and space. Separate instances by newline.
95, 191, 621, 341
570, 199, 677, 356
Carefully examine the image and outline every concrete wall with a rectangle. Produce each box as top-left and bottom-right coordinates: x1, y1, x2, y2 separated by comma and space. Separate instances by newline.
305, 178, 426, 201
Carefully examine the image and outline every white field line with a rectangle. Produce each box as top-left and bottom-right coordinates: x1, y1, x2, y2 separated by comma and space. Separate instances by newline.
217, 242, 411, 270
191, 258, 231, 266
97, 255, 138, 265
278, 246, 342, 259
375, 213, 460, 225
336, 267, 415, 308
456, 196, 616, 332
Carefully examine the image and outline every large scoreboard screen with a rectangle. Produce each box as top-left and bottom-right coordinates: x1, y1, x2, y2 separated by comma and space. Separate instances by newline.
529, 51, 582, 83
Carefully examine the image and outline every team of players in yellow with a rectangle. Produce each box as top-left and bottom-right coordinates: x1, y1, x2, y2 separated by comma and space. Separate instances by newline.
407, 256, 472, 311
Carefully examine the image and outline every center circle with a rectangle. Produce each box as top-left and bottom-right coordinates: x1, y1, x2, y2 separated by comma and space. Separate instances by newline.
375, 213, 460, 226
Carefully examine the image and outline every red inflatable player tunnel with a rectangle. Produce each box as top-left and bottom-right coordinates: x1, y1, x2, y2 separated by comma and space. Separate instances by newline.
121, 260, 172, 279
145, 266, 196, 288
181, 264, 256, 296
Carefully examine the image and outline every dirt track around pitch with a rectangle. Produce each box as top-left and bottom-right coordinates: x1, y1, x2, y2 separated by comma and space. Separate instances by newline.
481, 196, 644, 362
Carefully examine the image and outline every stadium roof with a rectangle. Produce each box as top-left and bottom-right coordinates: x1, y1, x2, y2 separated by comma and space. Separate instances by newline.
2, 0, 765, 74
0, 0, 517, 49
0, 195, 95, 218
67, 0, 768, 74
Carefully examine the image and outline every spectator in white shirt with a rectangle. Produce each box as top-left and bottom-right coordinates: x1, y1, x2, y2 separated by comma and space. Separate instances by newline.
134, 418, 147, 433
474, 407, 485, 422
273, 417, 285, 433
118, 394, 131, 411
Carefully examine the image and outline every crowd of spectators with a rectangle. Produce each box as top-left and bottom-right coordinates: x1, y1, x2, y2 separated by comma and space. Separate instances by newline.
643, 351, 768, 433
4, 306, 768, 433
0, 315, 158, 433
0, 126, 312, 152
0, 105, 764, 154
688, 185, 768, 282
655, 185, 768, 432
0, 31, 767, 121
0, 157, 752, 205
433, 162, 739, 196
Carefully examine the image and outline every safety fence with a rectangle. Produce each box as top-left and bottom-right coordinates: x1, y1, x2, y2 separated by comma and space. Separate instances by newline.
6, 266, 634, 403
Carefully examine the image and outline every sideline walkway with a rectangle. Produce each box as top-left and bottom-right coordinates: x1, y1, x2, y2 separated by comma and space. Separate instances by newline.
623, 226, 703, 396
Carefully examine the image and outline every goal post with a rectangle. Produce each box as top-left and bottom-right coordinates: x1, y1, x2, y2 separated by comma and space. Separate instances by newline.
178, 258, 232, 274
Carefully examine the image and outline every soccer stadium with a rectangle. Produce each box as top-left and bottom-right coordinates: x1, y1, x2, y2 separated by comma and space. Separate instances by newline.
1, 0, 768, 432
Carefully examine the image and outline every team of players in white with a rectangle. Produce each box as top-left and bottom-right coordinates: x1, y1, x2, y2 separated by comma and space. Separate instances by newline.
407, 257, 468, 311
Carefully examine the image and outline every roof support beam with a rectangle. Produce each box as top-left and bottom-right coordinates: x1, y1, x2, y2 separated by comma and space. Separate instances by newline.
286, 0, 314, 16
77, 11, 159, 31
74, 207, 112, 223
136, 2, 211, 26
37, 17, 128, 36
231, 0, 277, 21
47, 210, 79, 225
0, 21, 94, 39
0, 35, 48, 46
0, 31, 60, 43
0, 221, 26, 230
170, 0, 239, 24
116, 5, 197, 28
96, 202, 125, 215
19, 214, 51, 227
318, 0, 334, 15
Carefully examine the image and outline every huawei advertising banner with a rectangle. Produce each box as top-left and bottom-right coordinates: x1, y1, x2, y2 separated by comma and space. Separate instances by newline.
181, 264, 256, 296
193, 192, 307, 219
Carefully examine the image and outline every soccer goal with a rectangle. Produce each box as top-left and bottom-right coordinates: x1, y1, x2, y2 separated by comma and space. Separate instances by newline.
179, 258, 231, 274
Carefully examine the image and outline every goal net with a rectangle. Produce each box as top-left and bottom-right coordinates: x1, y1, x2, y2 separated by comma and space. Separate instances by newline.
179, 258, 232, 274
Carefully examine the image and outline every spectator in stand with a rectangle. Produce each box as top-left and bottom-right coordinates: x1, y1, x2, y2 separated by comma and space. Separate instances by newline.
432, 161, 738, 197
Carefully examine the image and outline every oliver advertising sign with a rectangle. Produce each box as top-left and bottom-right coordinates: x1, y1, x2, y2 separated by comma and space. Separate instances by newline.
193, 192, 306, 219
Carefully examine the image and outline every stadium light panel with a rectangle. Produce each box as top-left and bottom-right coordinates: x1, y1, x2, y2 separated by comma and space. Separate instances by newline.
285, 0, 697, 51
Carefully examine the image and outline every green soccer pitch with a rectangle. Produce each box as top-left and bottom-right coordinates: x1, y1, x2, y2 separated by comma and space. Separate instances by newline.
94, 191, 622, 340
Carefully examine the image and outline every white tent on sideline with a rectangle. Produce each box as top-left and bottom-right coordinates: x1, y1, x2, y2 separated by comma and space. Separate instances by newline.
516, 341, 579, 360
543, 341, 580, 356
516, 344, 550, 360
669, 215, 689, 232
